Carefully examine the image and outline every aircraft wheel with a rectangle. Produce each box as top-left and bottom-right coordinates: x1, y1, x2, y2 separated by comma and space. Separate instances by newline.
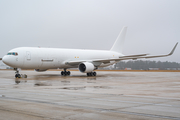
17, 74, 21, 78
15, 74, 21, 78
61, 71, 64, 76
93, 72, 96, 76
67, 71, 70, 76
87, 72, 95, 76
15, 74, 18, 78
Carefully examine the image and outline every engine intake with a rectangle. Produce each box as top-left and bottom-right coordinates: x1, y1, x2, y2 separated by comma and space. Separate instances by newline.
79, 62, 95, 73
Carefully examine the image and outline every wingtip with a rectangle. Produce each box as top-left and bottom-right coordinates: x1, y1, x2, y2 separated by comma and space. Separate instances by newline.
175, 42, 178, 48
169, 42, 178, 55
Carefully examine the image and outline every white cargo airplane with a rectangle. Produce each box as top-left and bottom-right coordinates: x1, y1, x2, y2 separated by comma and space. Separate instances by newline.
0, 27, 178, 78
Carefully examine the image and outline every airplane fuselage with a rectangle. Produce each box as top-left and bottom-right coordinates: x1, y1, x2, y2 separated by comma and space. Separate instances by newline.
2, 47, 122, 70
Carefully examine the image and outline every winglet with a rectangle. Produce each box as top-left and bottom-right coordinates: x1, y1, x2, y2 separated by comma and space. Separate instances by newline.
168, 42, 178, 55
140, 42, 178, 59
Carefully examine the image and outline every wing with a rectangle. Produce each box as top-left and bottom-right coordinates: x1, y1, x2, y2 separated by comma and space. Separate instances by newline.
65, 42, 178, 66
65, 53, 149, 65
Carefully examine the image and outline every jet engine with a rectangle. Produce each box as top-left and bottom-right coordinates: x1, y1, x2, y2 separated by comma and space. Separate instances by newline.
79, 62, 95, 73
35, 69, 47, 72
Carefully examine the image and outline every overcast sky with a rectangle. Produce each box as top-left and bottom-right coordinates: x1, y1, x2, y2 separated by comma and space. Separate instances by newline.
0, 0, 180, 63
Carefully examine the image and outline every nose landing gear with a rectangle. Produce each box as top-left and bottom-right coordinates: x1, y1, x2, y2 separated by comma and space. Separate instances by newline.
61, 69, 71, 76
14, 68, 27, 78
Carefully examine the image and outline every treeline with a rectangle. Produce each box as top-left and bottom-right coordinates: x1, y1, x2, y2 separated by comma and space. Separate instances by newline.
115, 60, 180, 70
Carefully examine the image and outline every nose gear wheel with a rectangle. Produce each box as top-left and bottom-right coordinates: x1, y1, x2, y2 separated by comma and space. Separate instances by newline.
14, 68, 27, 78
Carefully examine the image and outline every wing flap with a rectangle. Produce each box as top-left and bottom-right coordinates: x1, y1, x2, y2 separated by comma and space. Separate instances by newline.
119, 54, 148, 58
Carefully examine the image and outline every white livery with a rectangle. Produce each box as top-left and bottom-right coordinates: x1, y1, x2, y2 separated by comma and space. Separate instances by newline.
0, 27, 178, 77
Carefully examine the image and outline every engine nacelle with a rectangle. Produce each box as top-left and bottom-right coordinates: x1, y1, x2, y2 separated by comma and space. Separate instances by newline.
35, 69, 47, 72
79, 62, 95, 73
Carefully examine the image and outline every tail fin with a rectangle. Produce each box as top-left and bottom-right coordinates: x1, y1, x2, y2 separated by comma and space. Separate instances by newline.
110, 26, 127, 53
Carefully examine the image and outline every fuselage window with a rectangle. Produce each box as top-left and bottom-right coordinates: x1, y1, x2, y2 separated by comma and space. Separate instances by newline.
7, 52, 18, 56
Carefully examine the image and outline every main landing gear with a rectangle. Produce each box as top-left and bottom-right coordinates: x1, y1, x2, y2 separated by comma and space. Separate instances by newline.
87, 72, 97, 76
14, 68, 27, 78
61, 69, 71, 76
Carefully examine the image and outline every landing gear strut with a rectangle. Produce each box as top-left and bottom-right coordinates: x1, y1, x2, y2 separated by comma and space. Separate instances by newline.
61, 69, 71, 76
15, 68, 20, 78
14, 68, 27, 78
87, 72, 97, 76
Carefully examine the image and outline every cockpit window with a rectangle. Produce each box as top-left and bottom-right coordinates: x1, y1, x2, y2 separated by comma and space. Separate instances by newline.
7, 52, 18, 56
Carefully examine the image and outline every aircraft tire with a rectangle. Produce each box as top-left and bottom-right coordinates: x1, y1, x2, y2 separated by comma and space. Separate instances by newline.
87, 72, 97, 76
18, 74, 21, 78
67, 71, 70, 75
61, 71, 64, 76
15, 74, 18, 78
93, 72, 96, 76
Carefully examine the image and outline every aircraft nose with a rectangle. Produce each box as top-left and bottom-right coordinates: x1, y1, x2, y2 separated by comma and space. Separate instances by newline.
2, 56, 12, 66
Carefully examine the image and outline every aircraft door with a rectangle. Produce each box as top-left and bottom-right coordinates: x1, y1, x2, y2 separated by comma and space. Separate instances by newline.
26, 51, 31, 60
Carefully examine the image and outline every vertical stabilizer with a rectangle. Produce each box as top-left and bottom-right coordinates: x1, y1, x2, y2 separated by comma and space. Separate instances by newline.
110, 27, 127, 53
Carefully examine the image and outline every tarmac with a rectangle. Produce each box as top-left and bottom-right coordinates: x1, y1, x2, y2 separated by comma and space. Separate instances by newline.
0, 70, 180, 120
